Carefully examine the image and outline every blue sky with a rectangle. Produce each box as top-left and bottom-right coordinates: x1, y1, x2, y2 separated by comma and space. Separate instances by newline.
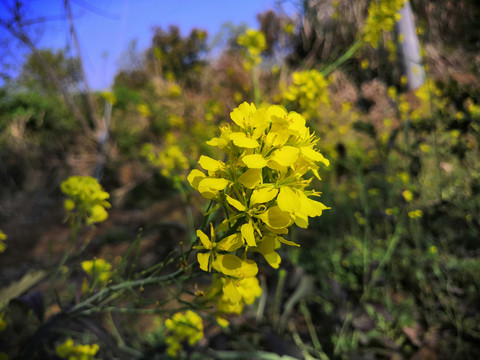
0, 0, 297, 90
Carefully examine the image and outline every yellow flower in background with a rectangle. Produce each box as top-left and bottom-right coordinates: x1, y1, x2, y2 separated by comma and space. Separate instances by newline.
55, 338, 99, 360
284, 23, 294, 34
402, 189, 413, 202
142, 142, 190, 181
408, 209, 423, 218
283, 69, 330, 117
363, 0, 406, 48
237, 29, 266, 70
168, 83, 182, 98
137, 102, 151, 117
165, 311, 204, 357
81, 258, 113, 292
101, 91, 116, 105
60, 176, 110, 225
0, 230, 6, 253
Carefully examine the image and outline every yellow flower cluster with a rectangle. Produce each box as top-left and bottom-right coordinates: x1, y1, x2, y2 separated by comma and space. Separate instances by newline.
0, 230, 6, 253
81, 258, 113, 293
389, 81, 445, 122
142, 143, 190, 181
61, 176, 110, 225
237, 29, 266, 71
362, 0, 406, 48
283, 70, 330, 117
188, 102, 329, 314
164, 310, 204, 357
55, 338, 99, 360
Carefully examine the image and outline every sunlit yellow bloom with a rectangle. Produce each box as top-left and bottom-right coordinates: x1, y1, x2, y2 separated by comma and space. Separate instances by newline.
61, 176, 110, 225
189, 102, 328, 319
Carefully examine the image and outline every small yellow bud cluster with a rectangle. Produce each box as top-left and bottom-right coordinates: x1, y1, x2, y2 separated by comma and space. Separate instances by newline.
60, 176, 110, 225
363, 0, 406, 48
55, 338, 99, 360
283, 70, 330, 117
237, 29, 267, 71
164, 310, 204, 357
188, 102, 329, 315
0, 230, 6, 253
142, 143, 189, 181
81, 258, 113, 293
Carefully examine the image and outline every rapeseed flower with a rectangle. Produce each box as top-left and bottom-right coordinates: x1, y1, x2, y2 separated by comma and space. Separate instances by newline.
61, 176, 110, 225
189, 102, 329, 318
283, 69, 330, 118
81, 258, 113, 292
363, 0, 406, 48
237, 29, 266, 71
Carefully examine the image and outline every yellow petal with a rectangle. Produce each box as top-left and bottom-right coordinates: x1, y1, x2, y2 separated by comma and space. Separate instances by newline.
217, 254, 243, 275
229, 132, 259, 148
206, 136, 229, 148
277, 236, 300, 247
198, 177, 230, 198
257, 235, 276, 254
222, 279, 241, 303
256, 206, 293, 229
239, 259, 259, 277
250, 188, 278, 205
242, 154, 267, 168
267, 105, 287, 123
230, 102, 256, 128
218, 233, 244, 252
264, 251, 281, 269
294, 213, 309, 228
287, 111, 306, 133
226, 195, 246, 211
300, 193, 329, 217
216, 317, 230, 328
269, 146, 300, 167
241, 222, 256, 247
277, 186, 300, 214
237, 277, 262, 304
238, 168, 262, 189
300, 147, 330, 166
188, 170, 206, 190
196, 229, 212, 249
197, 252, 210, 272
198, 155, 224, 172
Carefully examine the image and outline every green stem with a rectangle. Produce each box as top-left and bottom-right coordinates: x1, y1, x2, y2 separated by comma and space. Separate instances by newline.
67, 267, 186, 315
321, 40, 363, 76
252, 66, 261, 106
